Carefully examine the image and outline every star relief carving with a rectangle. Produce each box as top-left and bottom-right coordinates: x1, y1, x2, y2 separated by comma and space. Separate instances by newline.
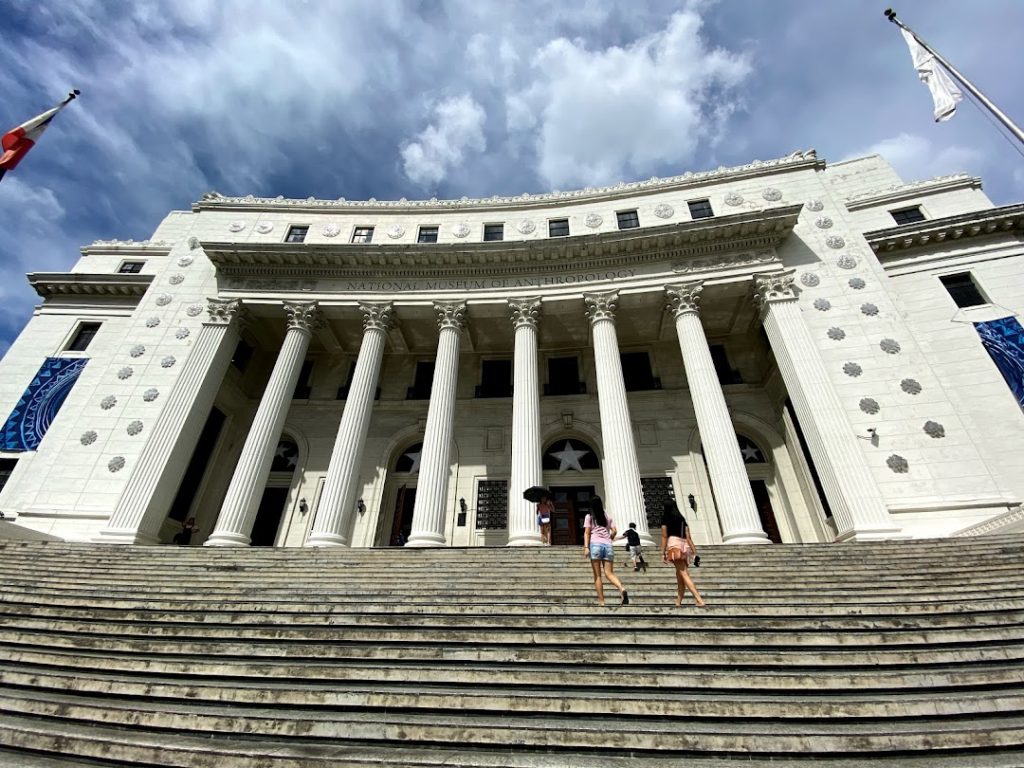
402, 449, 421, 473
740, 445, 762, 462
549, 441, 590, 473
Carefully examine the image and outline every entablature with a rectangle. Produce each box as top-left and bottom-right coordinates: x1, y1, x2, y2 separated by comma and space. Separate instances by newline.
27, 272, 155, 298
864, 203, 1024, 256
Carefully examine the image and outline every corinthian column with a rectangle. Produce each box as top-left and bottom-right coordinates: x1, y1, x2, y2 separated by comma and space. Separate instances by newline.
406, 301, 467, 547
507, 297, 543, 546
753, 271, 900, 541
307, 302, 393, 547
666, 282, 768, 544
584, 290, 653, 546
206, 301, 322, 547
96, 299, 244, 544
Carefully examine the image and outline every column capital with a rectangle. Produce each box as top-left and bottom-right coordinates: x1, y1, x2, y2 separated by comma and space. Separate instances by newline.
583, 290, 619, 324
753, 270, 799, 315
508, 297, 542, 329
283, 300, 324, 333
665, 282, 704, 319
434, 301, 468, 331
206, 298, 245, 325
359, 301, 394, 333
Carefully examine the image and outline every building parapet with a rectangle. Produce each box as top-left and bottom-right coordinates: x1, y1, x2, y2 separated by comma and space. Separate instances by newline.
863, 203, 1024, 255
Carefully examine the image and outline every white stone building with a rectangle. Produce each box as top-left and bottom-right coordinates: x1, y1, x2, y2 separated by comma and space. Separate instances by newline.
1, 150, 1023, 548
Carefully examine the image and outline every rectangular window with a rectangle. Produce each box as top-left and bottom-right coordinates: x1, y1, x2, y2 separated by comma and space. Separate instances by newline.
709, 344, 742, 385
231, 339, 254, 372
407, 360, 435, 399
417, 226, 439, 243
940, 272, 987, 308
620, 351, 659, 391
549, 218, 570, 237
891, 206, 926, 225
292, 359, 314, 399
117, 261, 144, 274
351, 226, 374, 243
483, 223, 504, 242
616, 210, 640, 229
688, 199, 714, 219
477, 359, 513, 398
545, 356, 584, 395
0, 458, 18, 494
66, 322, 101, 353
285, 225, 309, 243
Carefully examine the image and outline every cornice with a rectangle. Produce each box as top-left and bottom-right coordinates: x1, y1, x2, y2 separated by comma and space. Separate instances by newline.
844, 173, 981, 211
27, 272, 155, 298
190, 152, 821, 214
203, 204, 802, 280
864, 203, 1024, 256
80, 240, 173, 257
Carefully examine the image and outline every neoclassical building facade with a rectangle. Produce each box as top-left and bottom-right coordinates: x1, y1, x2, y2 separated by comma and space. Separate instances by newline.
2, 151, 1023, 547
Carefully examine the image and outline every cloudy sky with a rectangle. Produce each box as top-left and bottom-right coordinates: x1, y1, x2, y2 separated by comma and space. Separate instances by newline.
1, 0, 1023, 355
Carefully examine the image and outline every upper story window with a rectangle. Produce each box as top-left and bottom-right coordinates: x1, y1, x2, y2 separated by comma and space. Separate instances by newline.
940, 272, 987, 308
617, 210, 640, 230
688, 199, 714, 220
418, 226, 439, 244
231, 339, 254, 372
545, 355, 585, 396
285, 225, 309, 243
483, 223, 504, 242
407, 360, 435, 399
891, 206, 926, 225
620, 351, 660, 391
117, 261, 144, 274
709, 344, 743, 385
549, 218, 570, 237
66, 322, 102, 353
352, 226, 374, 243
292, 359, 314, 399
477, 359, 512, 398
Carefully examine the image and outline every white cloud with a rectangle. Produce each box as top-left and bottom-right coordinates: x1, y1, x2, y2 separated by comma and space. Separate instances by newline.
846, 133, 984, 184
401, 95, 487, 187
507, 10, 751, 188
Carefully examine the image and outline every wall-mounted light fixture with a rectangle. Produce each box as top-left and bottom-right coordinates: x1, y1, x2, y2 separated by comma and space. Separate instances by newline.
299, 498, 308, 514
356, 498, 366, 515
459, 497, 467, 513
687, 494, 697, 513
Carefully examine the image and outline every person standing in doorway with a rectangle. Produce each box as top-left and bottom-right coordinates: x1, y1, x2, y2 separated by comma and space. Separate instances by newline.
583, 496, 629, 606
536, 492, 554, 545
173, 517, 199, 546
660, 501, 705, 607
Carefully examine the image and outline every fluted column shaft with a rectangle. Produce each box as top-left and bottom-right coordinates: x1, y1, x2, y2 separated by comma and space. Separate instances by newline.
754, 271, 900, 541
307, 303, 393, 547
407, 302, 466, 547
584, 291, 654, 546
507, 298, 543, 546
666, 283, 769, 544
96, 299, 243, 544
206, 301, 321, 547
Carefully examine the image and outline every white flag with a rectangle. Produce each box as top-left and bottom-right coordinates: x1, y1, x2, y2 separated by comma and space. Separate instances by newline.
900, 28, 963, 122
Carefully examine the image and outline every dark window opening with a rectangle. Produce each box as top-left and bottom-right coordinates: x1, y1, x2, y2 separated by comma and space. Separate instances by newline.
66, 322, 101, 353
352, 226, 374, 243
477, 359, 513, 398
0, 458, 18, 495
620, 351, 660, 391
891, 206, 926, 225
336, 360, 380, 401
293, 359, 314, 399
417, 226, 439, 243
231, 339, 254, 372
549, 218, 570, 237
407, 361, 435, 399
395, 442, 423, 472
940, 272, 987, 308
285, 225, 309, 243
785, 398, 832, 520
545, 356, 585, 395
118, 261, 144, 274
167, 407, 226, 522
688, 199, 714, 219
616, 210, 639, 230
710, 344, 743, 385
483, 223, 504, 242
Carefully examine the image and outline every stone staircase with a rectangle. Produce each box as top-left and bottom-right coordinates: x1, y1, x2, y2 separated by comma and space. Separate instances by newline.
0, 535, 1022, 767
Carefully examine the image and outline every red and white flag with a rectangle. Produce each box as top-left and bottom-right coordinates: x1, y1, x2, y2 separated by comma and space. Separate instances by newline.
0, 90, 79, 181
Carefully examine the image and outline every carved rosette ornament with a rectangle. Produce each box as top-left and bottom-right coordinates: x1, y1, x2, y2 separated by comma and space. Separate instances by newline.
826, 235, 846, 250
322, 223, 341, 237
386, 223, 405, 239
283, 301, 324, 333
206, 298, 243, 325
508, 297, 542, 329
228, 221, 245, 233
664, 282, 703, 318
653, 203, 675, 219
762, 187, 782, 201
452, 223, 471, 238
256, 222, 274, 234
584, 213, 603, 229
516, 219, 536, 235
800, 272, 820, 287
815, 216, 834, 229
177, 255, 194, 267
434, 301, 468, 331
724, 192, 744, 206
806, 199, 824, 212
753, 271, 799, 312
583, 290, 619, 324
849, 278, 866, 290
360, 301, 394, 333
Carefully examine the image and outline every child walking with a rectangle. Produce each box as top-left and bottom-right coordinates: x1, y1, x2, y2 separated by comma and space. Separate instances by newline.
624, 522, 647, 572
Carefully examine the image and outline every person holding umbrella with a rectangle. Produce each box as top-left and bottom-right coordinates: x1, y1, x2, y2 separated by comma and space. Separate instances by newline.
523, 486, 554, 544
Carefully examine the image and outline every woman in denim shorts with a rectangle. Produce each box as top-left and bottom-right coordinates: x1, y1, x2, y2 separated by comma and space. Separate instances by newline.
582, 496, 629, 606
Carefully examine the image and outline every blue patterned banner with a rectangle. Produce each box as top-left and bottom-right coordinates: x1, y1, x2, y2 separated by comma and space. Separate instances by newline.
1, 357, 89, 452
975, 316, 1024, 408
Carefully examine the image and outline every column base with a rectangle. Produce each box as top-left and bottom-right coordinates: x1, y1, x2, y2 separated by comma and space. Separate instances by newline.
721, 530, 772, 545
305, 532, 350, 547
93, 528, 161, 545
203, 532, 251, 547
507, 532, 544, 546
835, 526, 908, 543
405, 532, 447, 548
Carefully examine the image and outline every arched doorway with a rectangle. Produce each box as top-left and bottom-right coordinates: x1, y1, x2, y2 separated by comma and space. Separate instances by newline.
251, 437, 298, 546
379, 441, 421, 546
738, 434, 782, 544
542, 437, 601, 545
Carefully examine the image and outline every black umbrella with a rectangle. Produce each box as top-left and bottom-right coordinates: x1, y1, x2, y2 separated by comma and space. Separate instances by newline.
522, 486, 551, 503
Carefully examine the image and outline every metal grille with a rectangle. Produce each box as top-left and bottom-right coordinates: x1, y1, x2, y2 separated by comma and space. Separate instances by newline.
476, 480, 508, 530
641, 476, 676, 528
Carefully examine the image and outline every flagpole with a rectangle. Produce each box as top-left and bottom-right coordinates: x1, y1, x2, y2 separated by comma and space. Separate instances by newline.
885, 8, 1024, 146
